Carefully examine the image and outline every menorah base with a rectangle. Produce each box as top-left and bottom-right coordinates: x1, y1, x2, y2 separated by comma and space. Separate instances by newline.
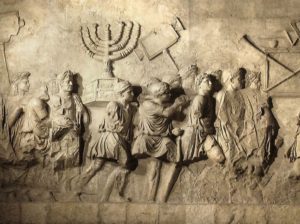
82, 77, 119, 106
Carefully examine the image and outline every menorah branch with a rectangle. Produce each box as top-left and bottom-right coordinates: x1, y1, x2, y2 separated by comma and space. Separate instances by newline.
109, 21, 133, 52
109, 22, 125, 45
110, 22, 140, 61
80, 26, 105, 60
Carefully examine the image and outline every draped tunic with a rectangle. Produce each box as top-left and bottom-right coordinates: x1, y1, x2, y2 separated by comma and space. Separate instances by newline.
182, 94, 216, 161
132, 100, 179, 162
0, 96, 15, 164
89, 101, 134, 165
50, 93, 83, 170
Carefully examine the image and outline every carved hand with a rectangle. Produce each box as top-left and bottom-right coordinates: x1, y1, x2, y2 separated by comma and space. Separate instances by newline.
172, 127, 184, 136
73, 123, 81, 135
174, 95, 189, 107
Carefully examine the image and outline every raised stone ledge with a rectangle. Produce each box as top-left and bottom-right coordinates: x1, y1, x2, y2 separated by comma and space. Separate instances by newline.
1, 203, 299, 224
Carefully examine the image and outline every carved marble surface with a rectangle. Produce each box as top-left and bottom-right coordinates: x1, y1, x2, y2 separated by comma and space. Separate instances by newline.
0, 1, 299, 210
0, 64, 297, 205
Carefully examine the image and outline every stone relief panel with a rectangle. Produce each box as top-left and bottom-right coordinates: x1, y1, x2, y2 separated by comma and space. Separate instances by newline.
0, 3, 299, 207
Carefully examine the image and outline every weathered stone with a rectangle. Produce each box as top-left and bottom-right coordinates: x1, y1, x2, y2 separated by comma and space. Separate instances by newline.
159, 204, 186, 224
99, 203, 126, 224
0, 0, 299, 223
21, 203, 47, 224
186, 205, 216, 224
244, 205, 268, 224
214, 205, 245, 224
47, 203, 98, 224
0, 203, 20, 224
268, 205, 300, 224
126, 204, 159, 224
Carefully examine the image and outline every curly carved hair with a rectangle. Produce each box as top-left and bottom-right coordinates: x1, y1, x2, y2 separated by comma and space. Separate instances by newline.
195, 73, 214, 87
148, 81, 170, 96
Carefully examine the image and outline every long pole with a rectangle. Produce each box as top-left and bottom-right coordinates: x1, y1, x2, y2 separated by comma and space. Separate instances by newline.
0, 43, 11, 95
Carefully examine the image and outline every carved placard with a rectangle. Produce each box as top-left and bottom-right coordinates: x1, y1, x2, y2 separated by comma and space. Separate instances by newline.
140, 24, 179, 60
265, 51, 300, 97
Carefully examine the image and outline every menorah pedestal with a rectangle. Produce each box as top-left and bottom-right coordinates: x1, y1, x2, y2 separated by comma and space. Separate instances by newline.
82, 76, 120, 107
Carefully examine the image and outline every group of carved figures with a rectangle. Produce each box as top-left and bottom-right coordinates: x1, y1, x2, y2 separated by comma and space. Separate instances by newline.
0, 65, 297, 202
0, 71, 86, 171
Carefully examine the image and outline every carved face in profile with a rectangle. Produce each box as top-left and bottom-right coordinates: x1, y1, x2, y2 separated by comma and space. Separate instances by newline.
199, 77, 213, 94
231, 75, 244, 90
60, 76, 73, 93
230, 68, 246, 90
159, 87, 171, 103
122, 87, 134, 103
17, 77, 30, 94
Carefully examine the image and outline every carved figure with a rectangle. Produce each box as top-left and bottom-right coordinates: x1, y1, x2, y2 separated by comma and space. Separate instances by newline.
285, 113, 300, 179
21, 85, 50, 159
217, 68, 278, 177
81, 80, 137, 201
6, 72, 38, 166
132, 81, 188, 202
241, 71, 278, 174
216, 68, 247, 174
181, 73, 225, 163
49, 71, 86, 170
4, 73, 49, 167
0, 95, 14, 165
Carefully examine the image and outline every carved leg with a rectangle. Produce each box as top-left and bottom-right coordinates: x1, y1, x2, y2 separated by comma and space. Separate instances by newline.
147, 159, 162, 202
100, 166, 129, 202
79, 159, 105, 187
159, 163, 181, 203
116, 168, 130, 198
288, 159, 300, 179
205, 135, 225, 164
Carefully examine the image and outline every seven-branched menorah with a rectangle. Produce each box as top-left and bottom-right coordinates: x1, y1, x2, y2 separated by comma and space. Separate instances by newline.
80, 21, 141, 78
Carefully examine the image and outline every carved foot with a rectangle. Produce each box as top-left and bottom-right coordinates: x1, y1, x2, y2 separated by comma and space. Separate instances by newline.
287, 169, 300, 180
118, 193, 132, 202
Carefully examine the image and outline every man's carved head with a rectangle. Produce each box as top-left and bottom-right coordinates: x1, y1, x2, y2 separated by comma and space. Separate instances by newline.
11, 72, 31, 96
148, 81, 171, 103
229, 67, 246, 90
58, 70, 74, 93
162, 74, 182, 89
115, 80, 134, 102
195, 73, 213, 95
